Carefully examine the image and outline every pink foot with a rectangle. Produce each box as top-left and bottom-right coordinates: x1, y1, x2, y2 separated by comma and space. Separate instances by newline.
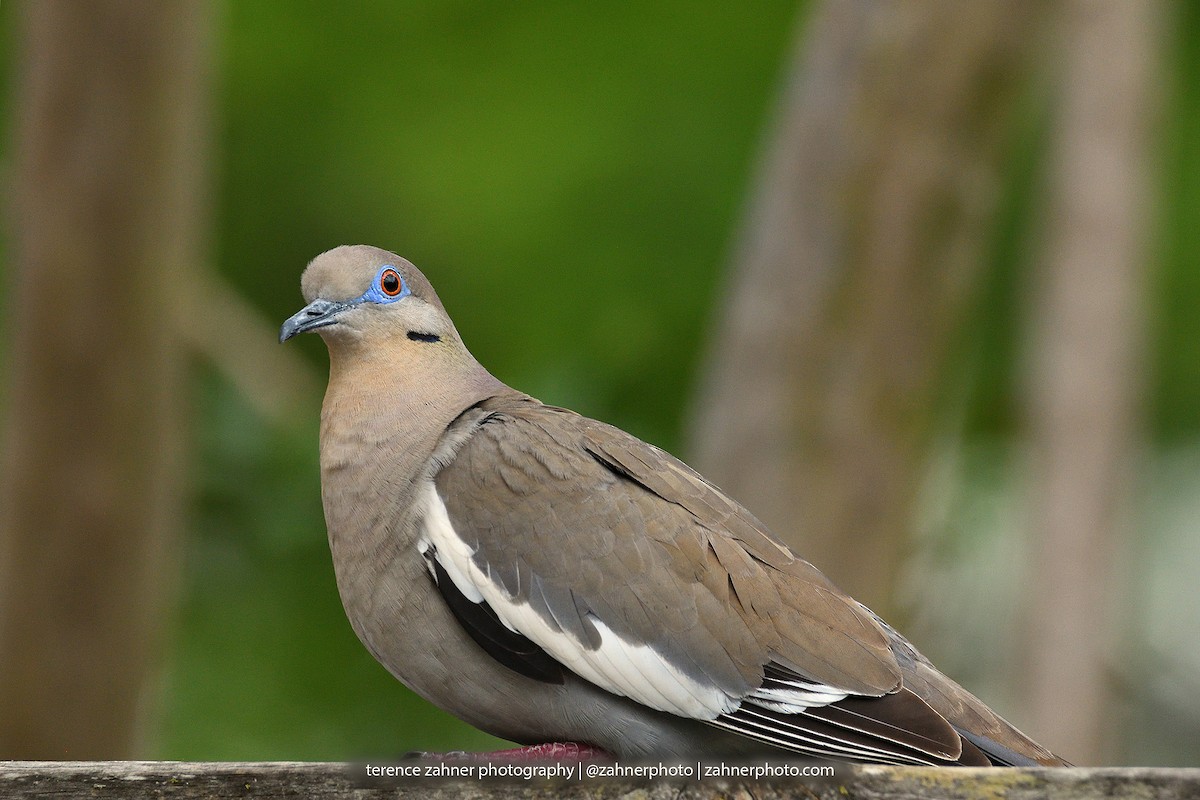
421, 742, 612, 762
478, 742, 612, 762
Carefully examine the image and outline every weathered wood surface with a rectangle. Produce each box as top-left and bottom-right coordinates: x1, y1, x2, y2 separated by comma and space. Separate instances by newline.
1, 762, 1197, 799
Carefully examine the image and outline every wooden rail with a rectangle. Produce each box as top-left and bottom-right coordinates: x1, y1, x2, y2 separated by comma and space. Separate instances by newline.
1, 761, 1197, 799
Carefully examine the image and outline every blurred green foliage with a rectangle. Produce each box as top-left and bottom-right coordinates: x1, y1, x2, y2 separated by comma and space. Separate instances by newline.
163, 0, 801, 759
217, 1, 802, 440
3, 0, 1200, 763
1155, 0, 1200, 439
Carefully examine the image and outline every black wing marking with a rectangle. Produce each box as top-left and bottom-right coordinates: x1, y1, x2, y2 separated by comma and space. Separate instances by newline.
428, 553, 564, 685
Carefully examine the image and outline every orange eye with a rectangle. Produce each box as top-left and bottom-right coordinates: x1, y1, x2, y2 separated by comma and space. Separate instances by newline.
380, 268, 403, 297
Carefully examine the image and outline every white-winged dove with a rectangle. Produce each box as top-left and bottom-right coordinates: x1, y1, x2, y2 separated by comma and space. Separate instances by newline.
280, 245, 1068, 766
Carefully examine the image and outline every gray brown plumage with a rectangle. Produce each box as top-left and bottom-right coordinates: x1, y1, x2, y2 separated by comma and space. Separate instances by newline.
280, 244, 1068, 766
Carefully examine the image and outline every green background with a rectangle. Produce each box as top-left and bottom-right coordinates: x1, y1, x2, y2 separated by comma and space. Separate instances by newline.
3, 0, 1198, 763
171, 0, 799, 758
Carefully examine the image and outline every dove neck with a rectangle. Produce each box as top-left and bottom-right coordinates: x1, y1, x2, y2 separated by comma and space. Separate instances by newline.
318, 346, 505, 548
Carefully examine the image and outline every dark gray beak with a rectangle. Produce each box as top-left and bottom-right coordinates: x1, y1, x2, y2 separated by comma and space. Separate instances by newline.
279, 298, 351, 343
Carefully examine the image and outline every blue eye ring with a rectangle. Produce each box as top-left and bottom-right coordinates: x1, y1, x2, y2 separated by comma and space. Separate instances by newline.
360, 265, 411, 304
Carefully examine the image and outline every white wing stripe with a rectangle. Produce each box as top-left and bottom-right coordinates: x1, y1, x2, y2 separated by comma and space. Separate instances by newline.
748, 684, 849, 711
417, 481, 737, 719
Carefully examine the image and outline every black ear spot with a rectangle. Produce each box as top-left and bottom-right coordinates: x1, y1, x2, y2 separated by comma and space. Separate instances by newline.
407, 331, 441, 343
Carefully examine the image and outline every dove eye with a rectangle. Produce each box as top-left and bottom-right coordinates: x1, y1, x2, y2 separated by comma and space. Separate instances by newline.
380, 268, 403, 297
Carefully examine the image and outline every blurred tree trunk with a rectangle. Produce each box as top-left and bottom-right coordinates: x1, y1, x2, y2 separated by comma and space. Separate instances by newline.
0, 0, 211, 758
1020, 0, 1159, 766
687, 0, 1049, 618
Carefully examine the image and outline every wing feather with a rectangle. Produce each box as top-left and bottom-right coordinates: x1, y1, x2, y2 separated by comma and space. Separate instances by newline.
424, 394, 1024, 765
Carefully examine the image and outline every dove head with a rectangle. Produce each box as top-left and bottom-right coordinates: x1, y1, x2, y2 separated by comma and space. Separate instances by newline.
280, 245, 461, 352
279, 244, 509, 412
